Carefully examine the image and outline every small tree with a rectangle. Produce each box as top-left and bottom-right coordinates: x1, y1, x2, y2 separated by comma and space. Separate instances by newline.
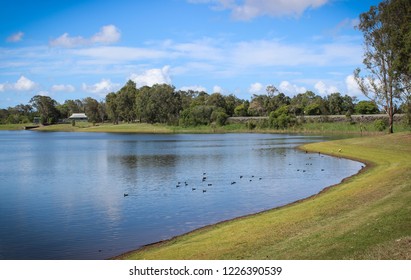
269, 105, 296, 129
355, 100, 380, 114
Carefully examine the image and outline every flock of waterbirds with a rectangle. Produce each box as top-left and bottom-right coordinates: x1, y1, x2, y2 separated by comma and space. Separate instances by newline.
172, 172, 264, 194
123, 172, 264, 197
123, 151, 363, 198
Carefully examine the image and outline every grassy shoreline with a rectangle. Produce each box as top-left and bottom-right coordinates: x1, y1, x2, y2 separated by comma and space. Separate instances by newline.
115, 132, 411, 259
1, 121, 409, 135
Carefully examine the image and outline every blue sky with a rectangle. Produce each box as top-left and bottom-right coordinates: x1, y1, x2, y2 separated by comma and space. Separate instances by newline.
0, 0, 381, 108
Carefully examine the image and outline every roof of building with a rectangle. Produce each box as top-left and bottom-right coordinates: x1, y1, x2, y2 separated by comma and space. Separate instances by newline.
69, 113, 88, 119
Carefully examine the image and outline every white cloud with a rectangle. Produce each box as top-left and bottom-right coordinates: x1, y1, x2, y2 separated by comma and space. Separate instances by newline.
91, 25, 121, 44
82, 79, 120, 94
171, 38, 223, 61
51, 84, 76, 92
191, 0, 328, 20
14, 76, 37, 91
230, 39, 361, 68
330, 18, 360, 36
0, 76, 37, 92
50, 25, 121, 48
129, 66, 172, 88
345, 74, 362, 97
213, 85, 223, 93
180, 85, 208, 92
279, 81, 306, 95
50, 33, 88, 48
6, 31, 24, 42
72, 46, 167, 62
249, 82, 264, 94
314, 80, 338, 95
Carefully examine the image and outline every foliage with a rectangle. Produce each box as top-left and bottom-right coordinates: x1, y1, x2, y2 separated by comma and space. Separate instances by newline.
234, 103, 248, 117
374, 119, 387, 131
179, 105, 215, 126
118, 80, 137, 123
325, 93, 355, 115
210, 108, 228, 126
106, 92, 120, 124
304, 103, 322, 115
269, 105, 296, 129
83, 97, 100, 124
355, 100, 380, 114
355, 0, 411, 133
29, 95, 60, 125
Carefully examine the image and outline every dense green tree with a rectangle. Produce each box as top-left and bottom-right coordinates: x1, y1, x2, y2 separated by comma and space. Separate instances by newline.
190, 91, 209, 107
210, 107, 228, 126
149, 84, 180, 124
234, 102, 249, 117
325, 93, 355, 115
2, 104, 33, 124
206, 92, 226, 110
290, 91, 317, 115
106, 92, 120, 124
135, 85, 151, 123
0, 109, 8, 124
179, 105, 215, 126
29, 95, 60, 124
177, 90, 195, 111
118, 80, 137, 123
269, 105, 296, 129
83, 97, 100, 123
224, 94, 243, 116
304, 103, 322, 115
355, 100, 380, 114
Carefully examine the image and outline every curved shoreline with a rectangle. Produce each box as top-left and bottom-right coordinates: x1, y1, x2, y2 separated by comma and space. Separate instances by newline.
113, 156, 369, 260
115, 133, 411, 259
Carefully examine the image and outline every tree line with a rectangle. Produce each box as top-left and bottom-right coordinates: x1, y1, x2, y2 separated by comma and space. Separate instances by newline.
1, 80, 407, 127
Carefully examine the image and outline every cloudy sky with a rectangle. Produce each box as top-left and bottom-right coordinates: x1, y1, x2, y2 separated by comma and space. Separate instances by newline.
0, 0, 380, 108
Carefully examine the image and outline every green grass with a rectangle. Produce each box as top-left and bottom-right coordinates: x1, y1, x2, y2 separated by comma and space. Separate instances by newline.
32, 122, 174, 133
3, 121, 409, 135
296, 121, 410, 134
0, 123, 31, 130
116, 132, 411, 260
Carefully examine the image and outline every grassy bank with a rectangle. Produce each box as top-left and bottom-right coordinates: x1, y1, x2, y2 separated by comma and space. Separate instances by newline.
1, 119, 409, 134
116, 132, 411, 259
0, 123, 32, 130
2, 121, 407, 135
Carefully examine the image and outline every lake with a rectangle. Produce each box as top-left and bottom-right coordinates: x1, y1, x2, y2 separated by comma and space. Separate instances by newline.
0, 131, 363, 259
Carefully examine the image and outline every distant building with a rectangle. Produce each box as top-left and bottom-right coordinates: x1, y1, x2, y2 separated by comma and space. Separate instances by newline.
68, 113, 88, 121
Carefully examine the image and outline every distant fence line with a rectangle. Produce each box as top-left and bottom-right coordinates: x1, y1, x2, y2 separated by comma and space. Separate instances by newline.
227, 114, 405, 124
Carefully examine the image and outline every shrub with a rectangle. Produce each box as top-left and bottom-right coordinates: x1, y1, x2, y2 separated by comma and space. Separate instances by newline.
269, 105, 296, 129
374, 119, 387, 131
211, 110, 228, 126
355, 101, 379, 114
246, 121, 257, 130
304, 103, 322, 115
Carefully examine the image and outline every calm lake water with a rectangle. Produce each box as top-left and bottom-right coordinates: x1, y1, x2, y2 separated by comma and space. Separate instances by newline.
0, 131, 363, 260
